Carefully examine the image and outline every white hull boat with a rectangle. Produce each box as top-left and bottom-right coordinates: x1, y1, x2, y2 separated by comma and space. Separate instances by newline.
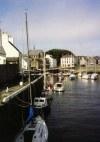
15, 115, 48, 142
82, 74, 90, 80
53, 82, 64, 92
33, 97, 48, 109
78, 72, 82, 78
91, 73, 98, 80
69, 74, 76, 80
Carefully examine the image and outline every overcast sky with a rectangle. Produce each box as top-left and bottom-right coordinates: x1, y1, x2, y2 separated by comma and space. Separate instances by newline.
0, 0, 100, 55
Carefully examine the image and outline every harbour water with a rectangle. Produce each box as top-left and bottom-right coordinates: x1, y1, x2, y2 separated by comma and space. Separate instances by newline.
47, 77, 100, 142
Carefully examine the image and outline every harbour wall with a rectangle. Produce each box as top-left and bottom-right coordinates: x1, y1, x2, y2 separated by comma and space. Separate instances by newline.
0, 75, 43, 142
0, 64, 19, 89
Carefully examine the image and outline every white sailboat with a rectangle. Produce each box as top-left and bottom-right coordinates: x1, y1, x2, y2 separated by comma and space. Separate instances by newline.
53, 82, 64, 92
15, 12, 48, 142
91, 61, 98, 80
78, 65, 82, 78
82, 73, 90, 79
15, 115, 48, 142
33, 52, 49, 109
69, 73, 76, 80
69, 53, 76, 80
82, 60, 90, 80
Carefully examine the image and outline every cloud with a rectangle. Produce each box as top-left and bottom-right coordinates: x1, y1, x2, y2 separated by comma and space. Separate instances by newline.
0, 0, 100, 55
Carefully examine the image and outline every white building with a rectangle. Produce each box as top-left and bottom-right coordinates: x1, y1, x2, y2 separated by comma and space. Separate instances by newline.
60, 53, 77, 68
79, 56, 87, 66
2, 32, 19, 59
0, 30, 6, 64
46, 54, 57, 68
22, 56, 28, 70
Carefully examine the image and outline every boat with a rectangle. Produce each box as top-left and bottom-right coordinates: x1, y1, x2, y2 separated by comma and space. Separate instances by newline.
78, 72, 82, 78
91, 73, 98, 80
53, 82, 64, 92
33, 97, 48, 109
41, 52, 52, 92
15, 12, 48, 142
15, 115, 48, 142
33, 52, 52, 112
91, 61, 98, 80
69, 73, 76, 80
41, 52, 53, 99
77, 64, 83, 78
81, 62, 91, 79
82, 73, 91, 80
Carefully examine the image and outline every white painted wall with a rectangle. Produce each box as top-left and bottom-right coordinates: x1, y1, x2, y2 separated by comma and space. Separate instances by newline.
46, 54, 57, 68
0, 56, 6, 64
22, 58, 28, 70
2, 33, 19, 58
8, 36, 14, 43
61, 55, 76, 68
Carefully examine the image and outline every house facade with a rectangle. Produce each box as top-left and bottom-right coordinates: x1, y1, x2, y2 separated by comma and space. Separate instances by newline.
60, 53, 77, 68
1, 32, 21, 64
46, 54, 57, 68
78, 56, 96, 66
78, 56, 87, 66
94, 56, 100, 65
29, 49, 44, 70
87, 57, 96, 66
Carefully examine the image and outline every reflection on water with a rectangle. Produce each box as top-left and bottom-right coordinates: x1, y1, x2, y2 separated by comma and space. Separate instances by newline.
47, 75, 100, 142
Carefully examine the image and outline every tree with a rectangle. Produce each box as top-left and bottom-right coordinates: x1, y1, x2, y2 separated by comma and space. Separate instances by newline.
46, 49, 71, 66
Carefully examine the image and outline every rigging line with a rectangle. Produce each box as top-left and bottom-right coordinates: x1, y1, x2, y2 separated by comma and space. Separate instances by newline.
15, 96, 30, 105
15, 102, 30, 108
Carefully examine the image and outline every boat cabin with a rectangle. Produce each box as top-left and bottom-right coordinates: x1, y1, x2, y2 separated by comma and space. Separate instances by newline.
53, 82, 64, 92
33, 97, 48, 108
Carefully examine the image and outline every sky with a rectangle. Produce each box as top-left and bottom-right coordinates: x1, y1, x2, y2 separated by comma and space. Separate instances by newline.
0, 0, 100, 56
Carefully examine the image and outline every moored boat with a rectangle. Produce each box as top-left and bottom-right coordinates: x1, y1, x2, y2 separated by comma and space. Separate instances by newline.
69, 73, 76, 80
91, 73, 98, 80
82, 73, 91, 80
33, 97, 48, 109
15, 115, 48, 142
53, 82, 64, 92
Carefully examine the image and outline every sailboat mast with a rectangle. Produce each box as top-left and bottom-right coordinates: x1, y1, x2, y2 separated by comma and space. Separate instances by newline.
43, 52, 46, 90
25, 11, 32, 105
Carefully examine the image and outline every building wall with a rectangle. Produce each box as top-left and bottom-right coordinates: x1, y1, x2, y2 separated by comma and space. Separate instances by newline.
2, 33, 19, 58
80, 57, 87, 66
0, 55, 6, 64
22, 58, 28, 70
46, 54, 57, 68
0, 64, 19, 88
60, 55, 76, 68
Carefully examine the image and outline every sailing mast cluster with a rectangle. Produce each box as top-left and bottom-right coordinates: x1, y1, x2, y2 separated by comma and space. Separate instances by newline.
15, 11, 48, 142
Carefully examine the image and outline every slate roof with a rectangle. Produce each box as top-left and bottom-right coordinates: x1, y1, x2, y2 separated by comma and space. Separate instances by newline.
61, 53, 75, 58
9, 41, 21, 54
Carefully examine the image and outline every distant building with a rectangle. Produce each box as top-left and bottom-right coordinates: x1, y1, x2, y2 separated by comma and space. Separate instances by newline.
46, 54, 57, 68
60, 53, 77, 68
29, 49, 44, 70
94, 56, 100, 65
0, 29, 6, 64
78, 56, 96, 66
78, 56, 87, 66
87, 57, 96, 66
